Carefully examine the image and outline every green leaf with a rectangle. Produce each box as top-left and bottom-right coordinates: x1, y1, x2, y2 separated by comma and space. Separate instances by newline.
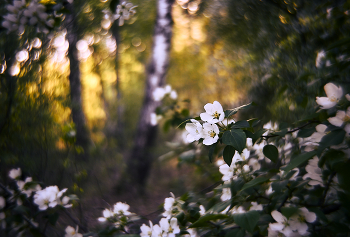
281, 207, 298, 219
319, 129, 346, 149
208, 200, 231, 213
334, 160, 350, 194
189, 214, 228, 228
48, 213, 59, 226
263, 145, 279, 163
208, 143, 217, 163
163, 120, 171, 132
248, 118, 260, 127
297, 127, 316, 138
225, 228, 245, 237
240, 174, 273, 192
224, 102, 253, 118
252, 129, 267, 144
181, 108, 190, 117
319, 149, 345, 168
327, 37, 350, 50
232, 120, 250, 129
282, 151, 317, 173
233, 211, 260, 233
222, 129, 246, 153
223, 145, 236, 166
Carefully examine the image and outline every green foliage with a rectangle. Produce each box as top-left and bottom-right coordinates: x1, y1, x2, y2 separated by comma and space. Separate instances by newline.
222, 129, 246, 154
223, 146, 235, 166
263, 145, 279, 163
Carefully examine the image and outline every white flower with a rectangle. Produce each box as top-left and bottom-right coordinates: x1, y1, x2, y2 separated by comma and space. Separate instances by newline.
199, 205, 205, 215
16, 177, 41, 197
170, 90, 177, 99
184, 228, 198, 237
202, 123, 219, 145
289, 207, 316, 236
309, 124, 327, 143
159, 217, 180, 237
0, 196, 5, 209
140, 221, 153, 237
153, 87, 166, 101
242, 164, 250, 172
65, 225, 83, 237
328, 107, 350, 134
150, 113, 162, 126
221, 187, 231, 201
219, 163, 236, 181
152, 84, 176, 101
98, 208, 113, 222
303, 157, 324, 186
232, 148, 250, 163
185, 119, 203, 142
114, 1, 137, 26
250, 202, 263, 211
248, 158, 260, 171
263, 121, 278, 135
269, 210, 294, 236
231, 206, 245, 214
33, 187, 58, 210
200, 101, 225, 123
9, 168, 21, 179
316, 50, 326, 68
33, 186, 70, 210
113, 202, 131, 215
253, 142, 266, 160
316, 83, 343, 109
346, 94, 350, 101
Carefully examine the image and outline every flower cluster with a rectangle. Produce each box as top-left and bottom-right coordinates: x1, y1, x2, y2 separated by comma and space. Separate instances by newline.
162, 192, 184, 219
2, 0, 55, 34
33, 186, 72, 210
153, 85, 178, 102
98, 202, 135, 228
150, 84, 178, 125
8, 168, 41, 203
140, 218, 180, 237
185, 101, 225, 145
268, 208, 316, 236
114, 1, 137, 26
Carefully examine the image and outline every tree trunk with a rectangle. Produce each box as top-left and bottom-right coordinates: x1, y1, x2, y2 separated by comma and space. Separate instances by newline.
126, 0, 175, 192
65, 2, 91, 154
111, 24, 126, 148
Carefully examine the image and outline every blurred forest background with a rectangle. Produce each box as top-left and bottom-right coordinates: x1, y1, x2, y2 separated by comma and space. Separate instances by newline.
1, 0, 350, 231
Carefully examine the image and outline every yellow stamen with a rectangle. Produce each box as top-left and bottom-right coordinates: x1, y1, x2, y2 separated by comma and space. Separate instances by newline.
209, 131, 216, 138
329, 96, 339, 102
213, 111, 220, 119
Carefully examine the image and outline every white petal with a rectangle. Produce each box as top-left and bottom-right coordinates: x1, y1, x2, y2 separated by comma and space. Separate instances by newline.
328, 117, 344, 127
324, 83, 343, 100
316, 97, 336, 109
200, 112, 213, 123
271, 210, 286, 223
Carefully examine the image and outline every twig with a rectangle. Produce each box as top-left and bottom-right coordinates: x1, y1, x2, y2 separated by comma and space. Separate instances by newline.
262, 120, 318, 139
63, 209, 88, 232
319, 172, 336, 206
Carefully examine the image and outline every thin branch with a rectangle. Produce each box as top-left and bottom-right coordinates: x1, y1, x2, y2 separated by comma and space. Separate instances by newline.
262, 120, 319, 139
62, 209, 88, 232
319, 171, 336, 206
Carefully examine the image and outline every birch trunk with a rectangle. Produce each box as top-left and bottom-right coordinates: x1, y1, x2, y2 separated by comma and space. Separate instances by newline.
126, 0, 175, 192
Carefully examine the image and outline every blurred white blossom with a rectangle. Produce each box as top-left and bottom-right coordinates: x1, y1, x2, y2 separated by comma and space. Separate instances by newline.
316, 83, 343, 109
